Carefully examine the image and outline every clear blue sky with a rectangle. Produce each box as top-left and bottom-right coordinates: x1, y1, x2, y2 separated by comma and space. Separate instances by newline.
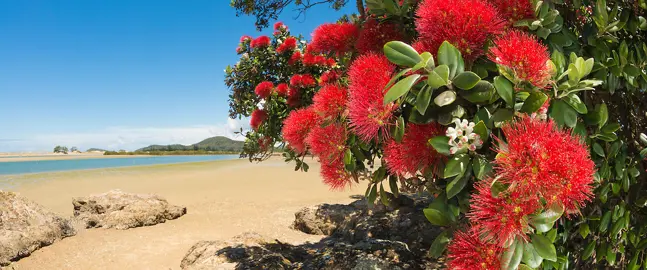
0, 0, 354, 152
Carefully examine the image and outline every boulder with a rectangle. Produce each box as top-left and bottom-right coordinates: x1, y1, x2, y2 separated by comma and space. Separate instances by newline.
181, 194, 445, 269
72, 189, 186, 230
0, 191, 76, 266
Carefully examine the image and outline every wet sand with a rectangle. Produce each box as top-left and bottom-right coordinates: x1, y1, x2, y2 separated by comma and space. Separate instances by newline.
4, 157, 360, 270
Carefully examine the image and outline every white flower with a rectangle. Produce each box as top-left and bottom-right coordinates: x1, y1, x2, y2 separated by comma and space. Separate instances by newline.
447, 118, 482, 154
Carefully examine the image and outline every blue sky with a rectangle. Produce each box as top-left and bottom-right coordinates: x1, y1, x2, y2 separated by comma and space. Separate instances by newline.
0, 0, 354, 152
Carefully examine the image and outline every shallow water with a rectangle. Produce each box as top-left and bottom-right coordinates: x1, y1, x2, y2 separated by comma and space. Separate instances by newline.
0, 155, 239, 175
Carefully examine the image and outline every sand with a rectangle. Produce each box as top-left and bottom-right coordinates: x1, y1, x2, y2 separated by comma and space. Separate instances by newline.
3, 157, 360, 270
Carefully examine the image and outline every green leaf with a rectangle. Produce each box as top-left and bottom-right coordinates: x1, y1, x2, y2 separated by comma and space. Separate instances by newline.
563, 94, 588, 114
384, 74, 421, 105
601, 122, 621, 133
389, 175, 399, 198
379, 183, 390, 206
423, 205, 450, 226
453, 71, 481, 90
494, 76, 514, 106
473, 121, 488, 142
522, 242, 544, 268
501, 238, 524, 270
430, 65, 450, 88
607, 247, 617, 266
579, 223, 591, 238
599, 211, 612, 233
593, 143, 605, 157
413, 52, 434, 71
434, 90, 456, 107
531, 203, 564, 233
628, 252, 641, 270
518, 265, 533, 270
385, 68, 412, 89
461, 81, 496, 103
520, 91, 548, 113
428, 230, 451, 258
551, 50, 566, 74
447, 162, 471, 199
429, 136, 451, 155
416, 86, 433, 115
491, 108, 514, 127
368, 184, 378, 207
598, 103, 609, 127
394, 116, 405, 142
473, 156, 492, 180
551, 99, 578, 128
532, 234, 557, 262
582, 241, 596, 260
568, 63, 581, 85
383, 41, 422, 67
444, 154, 470, 178
437, 41, 463, 78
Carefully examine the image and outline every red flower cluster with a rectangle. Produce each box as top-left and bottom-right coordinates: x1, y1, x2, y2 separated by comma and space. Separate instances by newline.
415, 0, 504, 60
356, 18, 405, 54
319, 71, 340, 85
257, 136, 273, 151
347, 53, 397, 142
240, 35, 252, 43
281, 108, 320, 154
290, 74, 317, 88
383, 123, 445, 177
274, 21, 288, 32
277, 37, 297, 54
254, 81, 274, 99
465, 117, 594, 249
469, 178, 540, 245
447, 230, 503, 270
276, 83, 289, 97
489, 31, 552, 88
489, 0, 535, 25
287, 87, 300, 107
312, 84, 348, 119
303, 53, 336, 67
251, 36, 271, 48
289, 51, 302, 65
250, 109, 268, 130
320, 160, 353, 190
308, 23, 359, 55
495, 117, 595, 213
306, 123, 347, 163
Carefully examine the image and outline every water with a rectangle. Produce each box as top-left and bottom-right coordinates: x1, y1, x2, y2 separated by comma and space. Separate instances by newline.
0, 155, 239, 175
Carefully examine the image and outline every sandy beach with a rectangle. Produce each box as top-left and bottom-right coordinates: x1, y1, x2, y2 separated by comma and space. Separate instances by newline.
3, 157, 360, 270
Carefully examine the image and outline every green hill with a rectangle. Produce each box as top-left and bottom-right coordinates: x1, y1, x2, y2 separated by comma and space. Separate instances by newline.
86, 148, 108, 152
136, 136, 244, 152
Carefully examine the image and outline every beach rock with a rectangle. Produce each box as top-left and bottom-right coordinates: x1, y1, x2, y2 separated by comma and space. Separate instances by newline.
180, 232, 268, 270
72, 189, 186, 230
0, 191, 76, 266
182, 194, 445, 269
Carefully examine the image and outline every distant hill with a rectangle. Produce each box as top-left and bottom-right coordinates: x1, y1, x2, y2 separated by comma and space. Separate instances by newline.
86, 148, 107, 152
136, 136, 244, 152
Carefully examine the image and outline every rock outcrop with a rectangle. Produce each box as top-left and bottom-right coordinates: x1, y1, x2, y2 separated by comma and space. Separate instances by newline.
72, 189, 186, 230
0, 191, 76, 266
181, 194, 444, 269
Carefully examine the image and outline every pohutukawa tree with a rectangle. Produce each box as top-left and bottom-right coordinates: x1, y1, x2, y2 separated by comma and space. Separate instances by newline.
227, 0, 647, 269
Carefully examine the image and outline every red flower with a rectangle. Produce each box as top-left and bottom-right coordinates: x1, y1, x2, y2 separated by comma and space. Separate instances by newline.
489, 31, 552, 88
489, 0, 535, 25
356, 18, 405, 54
289, 51, 302, 65
326, 58, 337, 67
258, 137, 273, 151
287, 87, 300, 107
254, 81, 274, 99
383, 123, 445, 177
319, 71, 340, 86
276, 37, 297, 54
347, 53, 397, 142
308, 23, 359, 55
276, 83, 289, 97
281, 108, 320, 154
251, 36, 271, 48
447, 229, 503, 270
320, 159, 353, 190
240, 35, 252, 43
306, 122, 347, 163
274, 21, 287, 31
290, 74, 316, 88
495, 117, 595, 214
469, 177, 540, 246
415, 0, 504, 60
250, 109, 268, 130
312, 84, 348, 119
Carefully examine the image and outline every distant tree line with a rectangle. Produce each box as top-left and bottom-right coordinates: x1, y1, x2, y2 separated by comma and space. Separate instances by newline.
103, 150, 241, 156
